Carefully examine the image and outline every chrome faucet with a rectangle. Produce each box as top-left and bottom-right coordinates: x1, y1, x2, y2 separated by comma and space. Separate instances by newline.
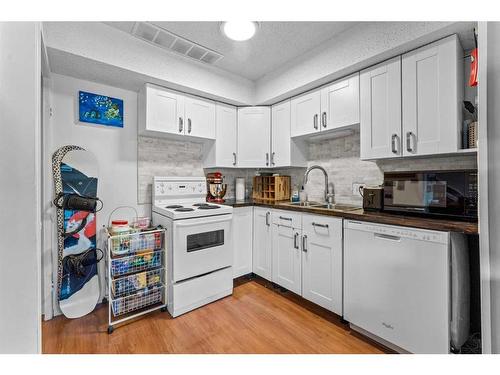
303, 165, 335, 205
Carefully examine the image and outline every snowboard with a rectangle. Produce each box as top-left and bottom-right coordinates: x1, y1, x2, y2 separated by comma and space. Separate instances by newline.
52, 146, 101, 318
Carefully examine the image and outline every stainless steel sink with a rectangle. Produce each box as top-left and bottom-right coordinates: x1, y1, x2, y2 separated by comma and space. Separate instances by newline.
310, 203, 361, 211
284, 201, 321, 207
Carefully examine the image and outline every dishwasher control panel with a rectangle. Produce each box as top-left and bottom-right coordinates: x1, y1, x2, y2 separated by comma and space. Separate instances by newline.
344, 220, 449, 244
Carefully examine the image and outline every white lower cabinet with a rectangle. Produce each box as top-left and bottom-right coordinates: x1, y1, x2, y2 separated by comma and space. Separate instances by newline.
271, 211, 302, 295
301, 215, 343, 315
252, 207, 272, 279
232, 207, 253, 278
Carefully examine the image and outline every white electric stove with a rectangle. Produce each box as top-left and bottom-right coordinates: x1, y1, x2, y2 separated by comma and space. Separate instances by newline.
152, 176, 233, 317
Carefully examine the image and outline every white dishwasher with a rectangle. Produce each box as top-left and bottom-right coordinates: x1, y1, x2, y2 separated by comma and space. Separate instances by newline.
343, 220, 469, 354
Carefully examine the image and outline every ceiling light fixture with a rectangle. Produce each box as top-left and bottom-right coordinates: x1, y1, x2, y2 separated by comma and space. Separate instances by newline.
221, 21, 258, 41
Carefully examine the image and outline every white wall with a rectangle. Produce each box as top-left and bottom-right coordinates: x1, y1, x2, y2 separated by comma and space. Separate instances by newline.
0, 22, 42, 354
482, 21, 500, 354
43, 74, 148, 317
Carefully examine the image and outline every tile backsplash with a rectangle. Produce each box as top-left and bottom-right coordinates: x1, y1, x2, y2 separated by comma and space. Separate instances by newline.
138, 131, 477, 205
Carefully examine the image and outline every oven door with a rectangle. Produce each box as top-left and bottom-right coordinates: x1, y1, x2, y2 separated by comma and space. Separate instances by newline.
172, 214, 233, 282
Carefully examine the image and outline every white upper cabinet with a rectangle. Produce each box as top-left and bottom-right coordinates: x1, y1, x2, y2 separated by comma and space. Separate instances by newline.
206, 103, 237, 168
237, 107, 271, 168
320, 73, 360, 131
184, 94, 216, 139
271, 100, 291, 167
291, 90, 321, 137
360, 56, 402, 160
139, 84, 184, 136
139, 83, 215, 140
402, 35, 463, 156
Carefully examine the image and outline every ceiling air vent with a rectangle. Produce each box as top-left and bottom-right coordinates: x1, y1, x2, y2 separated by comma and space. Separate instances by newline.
129, 22, 224, 65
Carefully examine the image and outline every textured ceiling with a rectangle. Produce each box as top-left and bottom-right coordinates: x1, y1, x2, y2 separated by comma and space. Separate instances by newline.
105, 21, 358, 81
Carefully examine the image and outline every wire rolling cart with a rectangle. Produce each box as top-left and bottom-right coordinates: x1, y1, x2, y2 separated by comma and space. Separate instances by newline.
105, 227, 167, 334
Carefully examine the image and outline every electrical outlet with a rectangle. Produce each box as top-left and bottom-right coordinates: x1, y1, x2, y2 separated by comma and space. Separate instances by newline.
352, 183, 365, 196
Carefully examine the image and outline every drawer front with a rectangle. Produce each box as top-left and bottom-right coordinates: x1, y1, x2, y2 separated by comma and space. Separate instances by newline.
272, 209, 302, 228
302, 214, 342, 234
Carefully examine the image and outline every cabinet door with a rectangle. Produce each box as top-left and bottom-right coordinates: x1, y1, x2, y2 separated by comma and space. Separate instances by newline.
360, 56, 402, 160
271, 100, 291, 167
272, 225, 301, 294
290, 89, 321, 137
321, 73, 360, 131
402, 35, 462, 156
237, 107, 271, 168
232, 207, 253, 278
146, 84, 184, 135
252, 207, 272, 280
184, 95, 216, 139
301, 215, 343, 314
215, 103, 237, 167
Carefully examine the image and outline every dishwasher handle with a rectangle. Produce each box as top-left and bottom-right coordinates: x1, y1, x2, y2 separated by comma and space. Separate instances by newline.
374, 233, 401, 241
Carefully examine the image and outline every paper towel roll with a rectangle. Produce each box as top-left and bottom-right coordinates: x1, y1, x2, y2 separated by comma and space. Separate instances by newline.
236, 177, 245, 201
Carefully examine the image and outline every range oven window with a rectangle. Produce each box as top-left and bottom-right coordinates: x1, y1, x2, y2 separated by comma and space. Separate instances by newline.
186, 230, 224, 252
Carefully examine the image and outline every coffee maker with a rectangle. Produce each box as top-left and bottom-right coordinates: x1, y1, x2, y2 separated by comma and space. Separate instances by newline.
206, 172, 227, 203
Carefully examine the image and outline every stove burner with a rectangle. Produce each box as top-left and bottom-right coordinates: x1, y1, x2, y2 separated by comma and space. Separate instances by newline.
192, 203, 210, 207
198, 205, 220, 210
166, 205, 183, 209
175, 207, 195, 212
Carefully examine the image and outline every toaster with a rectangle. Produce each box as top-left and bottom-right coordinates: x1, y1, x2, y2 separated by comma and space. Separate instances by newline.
360, 186, 384, 211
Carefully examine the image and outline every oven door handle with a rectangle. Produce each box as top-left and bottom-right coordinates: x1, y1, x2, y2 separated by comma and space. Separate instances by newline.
173, 214, 233, 227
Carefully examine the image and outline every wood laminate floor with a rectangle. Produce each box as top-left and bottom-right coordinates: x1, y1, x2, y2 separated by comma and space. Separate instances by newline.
42, 278, 387, 354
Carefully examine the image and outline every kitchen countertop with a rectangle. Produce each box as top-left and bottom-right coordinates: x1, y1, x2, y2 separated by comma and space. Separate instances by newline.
222, 199, 479, 235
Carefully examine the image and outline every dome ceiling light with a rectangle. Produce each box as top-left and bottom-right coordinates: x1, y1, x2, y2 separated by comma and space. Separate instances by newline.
221, 21, 258, 41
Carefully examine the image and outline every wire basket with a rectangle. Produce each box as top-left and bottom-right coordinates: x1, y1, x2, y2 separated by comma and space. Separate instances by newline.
111, 285, 164, 317
110, 231, 163, 257
111, 268, 164, 298
110, 250, 163, 278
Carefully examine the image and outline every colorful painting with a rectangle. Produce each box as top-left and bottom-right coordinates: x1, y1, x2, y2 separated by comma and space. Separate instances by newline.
79, 91, 123, 127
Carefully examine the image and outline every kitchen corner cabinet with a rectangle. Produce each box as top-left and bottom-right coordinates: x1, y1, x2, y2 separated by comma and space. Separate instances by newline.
291, 73, 360, 138
252, 207, 273, 279
232, 207, 253, 278
360, 35, 463, 160
237, 107, 271, 168
301, 214, 343, 315
271, 100, 307, 168
271, 210, 302, 295
204, 103, 237, 168
139, 83, 215, 140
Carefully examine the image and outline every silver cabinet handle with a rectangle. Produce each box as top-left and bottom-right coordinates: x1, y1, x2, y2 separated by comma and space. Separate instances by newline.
232, 152, 237, 166
312, 222, 329, 228
265, 152, 269, 166
322, 112, 327, 128
294, 232, 299, 249
271, 152, 275, 166
406, 131, 415, 153
302, 235, 308, 252
391, 134, 399, 154
265, 211, 270, 226
178, 117, 183, 133
279, 216, 292, 221
313, 114, 319, 130
187, 118, 192, 134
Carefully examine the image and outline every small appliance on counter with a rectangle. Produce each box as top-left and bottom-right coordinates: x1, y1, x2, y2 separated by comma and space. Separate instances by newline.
359, 185, 384, 211
383, 170, 478, 221
206, 172, 227, 203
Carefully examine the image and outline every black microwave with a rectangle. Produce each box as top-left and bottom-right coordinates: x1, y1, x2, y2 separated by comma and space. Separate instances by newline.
383, 170, 478, 221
